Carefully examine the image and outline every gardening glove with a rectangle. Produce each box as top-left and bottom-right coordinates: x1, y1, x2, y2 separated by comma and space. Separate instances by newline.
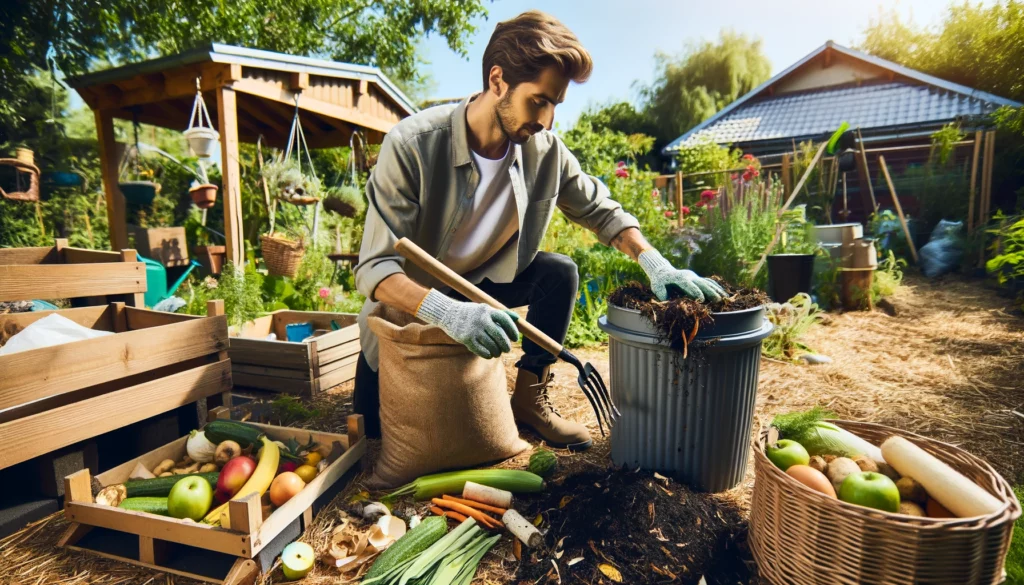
638, 248, 726, 303
415, 289, 520, 359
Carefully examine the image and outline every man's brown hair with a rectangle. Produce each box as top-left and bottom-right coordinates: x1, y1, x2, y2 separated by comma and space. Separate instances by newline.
481, 10, 593, 92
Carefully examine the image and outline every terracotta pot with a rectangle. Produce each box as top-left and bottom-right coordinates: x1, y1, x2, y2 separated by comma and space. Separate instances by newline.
194, 245, 226, 275
189, 183, 218, 209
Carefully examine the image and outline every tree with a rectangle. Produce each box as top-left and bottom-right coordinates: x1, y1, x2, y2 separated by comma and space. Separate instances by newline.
0, 0, 487, 136
638, 31, 771, 149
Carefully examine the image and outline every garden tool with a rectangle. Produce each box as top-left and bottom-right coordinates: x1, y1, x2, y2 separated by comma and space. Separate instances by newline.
395, 237, 620, 435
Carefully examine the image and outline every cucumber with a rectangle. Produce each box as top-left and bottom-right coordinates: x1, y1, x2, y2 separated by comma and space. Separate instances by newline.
204, 420, 264, 449
364, 516, 447, 580
119, 497, 169, 515
125, 472, 219, 498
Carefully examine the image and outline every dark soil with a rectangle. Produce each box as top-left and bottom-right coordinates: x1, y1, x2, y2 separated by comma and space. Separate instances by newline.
608, 280, 768, 353
512, 468, 751, 585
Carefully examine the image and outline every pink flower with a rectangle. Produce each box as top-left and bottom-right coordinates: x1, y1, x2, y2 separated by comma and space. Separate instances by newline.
753, 170, 760, 177
616, 161, 626, 168
700, 190, 716, 201
681, 205, 691, 216
664, 210, 675, 218
651, 188, 660, 199
318, 287, 330, 299
747, 165, 757, 173
695, 200, 706, 208
615, 167, 629, 178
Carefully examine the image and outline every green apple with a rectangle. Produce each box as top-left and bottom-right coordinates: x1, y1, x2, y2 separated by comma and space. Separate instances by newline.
765, 439, 810, 471
281, 541, 315, 580
839, 471, 901, 512
167, 476, 213, 521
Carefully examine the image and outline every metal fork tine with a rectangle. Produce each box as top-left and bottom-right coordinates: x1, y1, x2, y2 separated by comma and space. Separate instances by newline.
577, 371, 608, 436
586, 365, 619, 420
585, 374, 615, 427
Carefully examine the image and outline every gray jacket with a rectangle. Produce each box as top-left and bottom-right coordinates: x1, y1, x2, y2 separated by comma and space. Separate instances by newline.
354, 96, 639, 370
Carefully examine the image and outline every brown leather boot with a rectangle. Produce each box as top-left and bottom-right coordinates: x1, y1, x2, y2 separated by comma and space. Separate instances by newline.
511, 367, 592, 451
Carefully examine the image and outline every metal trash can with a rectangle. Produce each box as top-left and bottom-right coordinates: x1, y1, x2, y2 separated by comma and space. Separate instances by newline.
598, 303, 773, 492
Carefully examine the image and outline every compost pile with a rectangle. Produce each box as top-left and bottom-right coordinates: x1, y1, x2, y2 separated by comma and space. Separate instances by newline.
513, 469, 750, 585
609, 279, 767, 352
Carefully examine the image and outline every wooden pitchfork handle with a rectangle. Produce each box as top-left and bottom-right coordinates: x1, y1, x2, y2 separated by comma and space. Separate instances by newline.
394, 237, 565, 357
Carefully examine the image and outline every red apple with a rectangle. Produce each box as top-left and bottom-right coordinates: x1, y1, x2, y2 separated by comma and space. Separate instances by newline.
215, 456, 256, 503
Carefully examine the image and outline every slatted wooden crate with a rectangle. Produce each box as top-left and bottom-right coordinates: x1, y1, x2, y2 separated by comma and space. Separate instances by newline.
60, 413, 367, 585
0, 301, 231, 471
229, 310, 360, 395
0, 238, 147, 306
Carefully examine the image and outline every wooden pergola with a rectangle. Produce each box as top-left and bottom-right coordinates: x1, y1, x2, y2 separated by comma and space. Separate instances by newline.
68, 44, 418, 266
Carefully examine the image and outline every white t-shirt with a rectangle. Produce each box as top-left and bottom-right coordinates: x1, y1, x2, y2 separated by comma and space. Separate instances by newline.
443, 144, 520, 275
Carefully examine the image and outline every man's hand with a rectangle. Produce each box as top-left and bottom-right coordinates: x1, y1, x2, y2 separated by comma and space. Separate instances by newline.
638, 249, 726, 303
415, 289, 520, 358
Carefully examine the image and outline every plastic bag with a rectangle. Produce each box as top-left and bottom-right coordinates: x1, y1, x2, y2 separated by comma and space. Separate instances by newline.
919, 220, 964, 278
0, 313, 114, 356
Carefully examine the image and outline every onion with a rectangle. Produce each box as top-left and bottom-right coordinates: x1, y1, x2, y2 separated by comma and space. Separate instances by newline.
186, 430, 217, 463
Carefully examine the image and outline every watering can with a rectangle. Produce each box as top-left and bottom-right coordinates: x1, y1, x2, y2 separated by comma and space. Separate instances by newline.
139, 255, 200, 308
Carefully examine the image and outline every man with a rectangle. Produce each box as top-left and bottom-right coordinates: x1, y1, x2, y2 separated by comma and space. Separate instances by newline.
353, 10, 723, 450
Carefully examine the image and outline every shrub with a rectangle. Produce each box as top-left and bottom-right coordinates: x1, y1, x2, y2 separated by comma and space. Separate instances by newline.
762, 293, 822, 361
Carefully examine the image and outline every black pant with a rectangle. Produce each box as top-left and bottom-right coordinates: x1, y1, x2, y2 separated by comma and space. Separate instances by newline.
353, 252, 579, 438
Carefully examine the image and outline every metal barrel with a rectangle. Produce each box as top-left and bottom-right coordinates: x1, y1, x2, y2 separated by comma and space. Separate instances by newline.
598, 303, 773, 492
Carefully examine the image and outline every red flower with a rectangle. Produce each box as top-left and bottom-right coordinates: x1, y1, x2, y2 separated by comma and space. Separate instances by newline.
731, 173, 739, 181
747, 165, 757, 172
664, 210, 675, 218
616, 161, 626, 168
700, 189, 716, 201
681, 205, 691, 216
753, 170, 760, 177
695, 200, 706, 208
742, 154, 755, 161
651, 188, 660, 198
742, 171, 753, 182
615, 167, 629, 178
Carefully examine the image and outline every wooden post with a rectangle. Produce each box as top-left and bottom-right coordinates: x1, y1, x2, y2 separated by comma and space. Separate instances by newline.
206, 299, 232, 408
675, 171, 684, 226
780, 153, 791, 198
967, 130, 982, 234
878, 155, 919, 264
95, 110, 129, 251
855, 129, 877, 215
217, 86, 244, 268
978, 131, 996, 268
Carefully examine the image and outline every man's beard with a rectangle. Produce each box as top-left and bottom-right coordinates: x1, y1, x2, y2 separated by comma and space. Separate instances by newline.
495, 89, 541, 144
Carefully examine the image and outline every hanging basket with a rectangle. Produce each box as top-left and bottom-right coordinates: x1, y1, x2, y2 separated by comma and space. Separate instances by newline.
190, 183, 218, 209
184, 127, 219, 159
184, 82, 219, 158
278, 193, 320, 206
261, 233, 305, 278
119, 181, 160, 206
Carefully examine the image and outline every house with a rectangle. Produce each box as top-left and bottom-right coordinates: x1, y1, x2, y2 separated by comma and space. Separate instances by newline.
663, 41, 1020, 226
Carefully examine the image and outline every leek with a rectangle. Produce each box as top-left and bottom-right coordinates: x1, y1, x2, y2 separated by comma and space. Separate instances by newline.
772, 408, 885, 464
387, 469, 545, 501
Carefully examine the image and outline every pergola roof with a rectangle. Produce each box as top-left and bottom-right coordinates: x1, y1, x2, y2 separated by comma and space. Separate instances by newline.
68, 43, 419, 148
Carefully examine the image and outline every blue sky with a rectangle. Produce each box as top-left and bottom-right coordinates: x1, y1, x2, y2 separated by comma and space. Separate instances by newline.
419, 0, 968, 127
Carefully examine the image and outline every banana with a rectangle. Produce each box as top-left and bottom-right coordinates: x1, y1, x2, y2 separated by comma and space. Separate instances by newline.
203, 436, 280, 527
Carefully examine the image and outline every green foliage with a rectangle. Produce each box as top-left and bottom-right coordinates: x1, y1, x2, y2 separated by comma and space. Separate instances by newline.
813, 251, 842, 311
270, 395, 321, 427
770, 406, 835, 438
675, 138, 741, 188
891, 163, 970, 228
986, 212, 1024, 307
689, 176, 785, 289
776, 206, 820, 255
210, 262, 266, 329
762, 293, 822, 361
563, 284, 607, 349
639, 31, 772, 148
1008, 485, 1024, 584
931, 123, 966, 166
790, 141, 838, 224
871, 250, 906, 304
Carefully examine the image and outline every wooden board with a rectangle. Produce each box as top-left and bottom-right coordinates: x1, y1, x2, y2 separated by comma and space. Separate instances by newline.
231, 364, 311, 380
125, 306, 203, 329
231, 372, 312, 395
0, 304, 113, 337
0, 245, 58, 265
271, 311, 357, 341
318, 352, 359, 376
0, 315, 228, 411
316, 361, 357, 392
316, 338, 360, 365
132, 226, 190, 267
0, 263, 145, 302
62, 247, 126, 264
0, 360, 231, 468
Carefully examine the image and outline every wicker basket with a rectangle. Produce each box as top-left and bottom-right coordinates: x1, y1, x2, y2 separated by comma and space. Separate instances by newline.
261, 233, 305, 278
750, 420, 1020, 585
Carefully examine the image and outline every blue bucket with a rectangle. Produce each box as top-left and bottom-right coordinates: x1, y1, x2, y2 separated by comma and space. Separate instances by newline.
286, 322, 314, 342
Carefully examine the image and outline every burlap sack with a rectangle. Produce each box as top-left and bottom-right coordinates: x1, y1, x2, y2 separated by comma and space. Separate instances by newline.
368, 303, 528, 488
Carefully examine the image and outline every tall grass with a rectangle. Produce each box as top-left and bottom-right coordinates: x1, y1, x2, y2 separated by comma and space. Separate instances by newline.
762, 293, 822, 361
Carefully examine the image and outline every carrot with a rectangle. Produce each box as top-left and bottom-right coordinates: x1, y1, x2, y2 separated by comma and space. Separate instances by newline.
431, 498, 503, 529
430, 505, 468, 523
686, 319, 700, 344
442, 494, 508, 515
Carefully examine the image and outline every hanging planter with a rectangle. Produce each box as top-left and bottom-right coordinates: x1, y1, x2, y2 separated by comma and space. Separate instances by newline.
119, 180, 160, 206
189, 183, 218, 209
261, 233, 305, 278
184, 79, 219, 158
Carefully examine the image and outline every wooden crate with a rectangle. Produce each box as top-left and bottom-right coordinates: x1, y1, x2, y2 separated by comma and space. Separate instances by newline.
0, 301, 231, 470
132, 226, 190, 267
60, 413, 367, 585
229, 310, 360, 395
0, 238, 146, 306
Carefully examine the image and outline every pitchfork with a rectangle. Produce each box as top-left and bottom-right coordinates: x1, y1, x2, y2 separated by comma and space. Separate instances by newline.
395, 238, 620, 435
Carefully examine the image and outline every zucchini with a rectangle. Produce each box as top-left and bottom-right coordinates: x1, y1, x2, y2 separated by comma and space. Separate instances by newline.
119, 497, 169, 515
125, 472, 219, 498
204, 419, 264, 449
364, 516, 447, 580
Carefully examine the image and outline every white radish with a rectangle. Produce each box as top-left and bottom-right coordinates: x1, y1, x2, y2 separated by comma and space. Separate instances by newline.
881, 436, 1003, 518
462, 481, 512, 509
502, 509, 543, 548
